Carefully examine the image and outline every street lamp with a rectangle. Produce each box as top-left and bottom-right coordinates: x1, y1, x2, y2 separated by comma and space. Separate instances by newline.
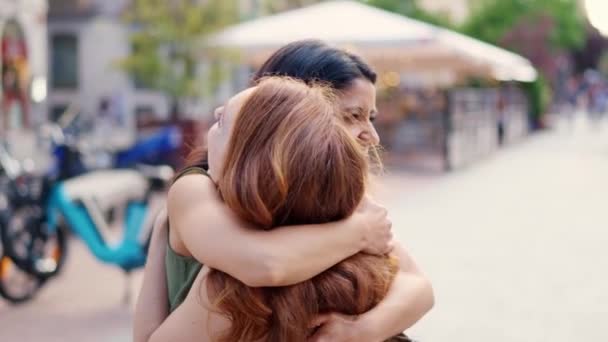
585, 0, 608, 36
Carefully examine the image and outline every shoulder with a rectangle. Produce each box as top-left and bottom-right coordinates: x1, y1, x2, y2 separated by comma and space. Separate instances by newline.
166, 174, 219, 252
167, 173, 222, 226
180, 267, 231, 340
168, 173, 216, 207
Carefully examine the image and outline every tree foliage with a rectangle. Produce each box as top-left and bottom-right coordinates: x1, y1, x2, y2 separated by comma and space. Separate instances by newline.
119, 0, 238, 105
262, 0, 322, 13
461, 0, 585, 51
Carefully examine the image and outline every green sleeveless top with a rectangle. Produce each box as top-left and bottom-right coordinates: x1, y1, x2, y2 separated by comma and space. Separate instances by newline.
165, 166, 207, 312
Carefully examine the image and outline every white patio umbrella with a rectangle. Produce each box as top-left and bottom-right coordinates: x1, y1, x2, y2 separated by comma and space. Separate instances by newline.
209, 0, 537, 83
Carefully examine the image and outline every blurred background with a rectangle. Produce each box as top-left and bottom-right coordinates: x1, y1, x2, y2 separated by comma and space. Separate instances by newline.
1, 0, 607, 341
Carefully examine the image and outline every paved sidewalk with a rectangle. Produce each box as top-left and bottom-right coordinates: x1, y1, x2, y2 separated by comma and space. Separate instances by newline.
402, 118, 608, 341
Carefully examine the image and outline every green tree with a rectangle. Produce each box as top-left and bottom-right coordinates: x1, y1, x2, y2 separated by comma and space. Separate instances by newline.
461, 0, 585, 125
119, 0, 238, 119
461, 0, 585, 51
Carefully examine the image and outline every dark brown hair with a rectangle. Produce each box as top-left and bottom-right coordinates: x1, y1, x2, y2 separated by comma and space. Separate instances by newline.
253, 39, 376, 88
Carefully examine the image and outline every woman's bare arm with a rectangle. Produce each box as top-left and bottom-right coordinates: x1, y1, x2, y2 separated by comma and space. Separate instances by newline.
310, 241, 435, 342
168, 174, 393, 287
133, 209, 170, 342
355, 242, 434, 340
145, 268, 226, 342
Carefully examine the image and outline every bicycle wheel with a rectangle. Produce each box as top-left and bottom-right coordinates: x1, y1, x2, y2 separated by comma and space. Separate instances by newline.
0, 204, 68, 279
0, 248, 42, 304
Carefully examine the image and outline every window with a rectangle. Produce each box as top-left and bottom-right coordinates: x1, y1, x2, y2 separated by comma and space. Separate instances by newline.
51, 34, 78, 89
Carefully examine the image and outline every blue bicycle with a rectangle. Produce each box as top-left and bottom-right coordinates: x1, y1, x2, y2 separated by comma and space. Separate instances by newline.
0, 169, 43, 304
0, 123, 173, 303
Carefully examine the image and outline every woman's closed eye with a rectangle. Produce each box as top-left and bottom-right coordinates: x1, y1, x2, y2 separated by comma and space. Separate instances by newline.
369, 109, 379, 123
349, 109, 364, 121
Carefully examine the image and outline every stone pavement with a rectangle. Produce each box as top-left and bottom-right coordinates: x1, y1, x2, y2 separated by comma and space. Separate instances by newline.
401, 116, 608, 341
0, 240, 141, 342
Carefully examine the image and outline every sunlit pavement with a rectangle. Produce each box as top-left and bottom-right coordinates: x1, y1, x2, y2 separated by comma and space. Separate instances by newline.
403, 114, 608, 342
1, 114, 607, 341
0, 239, 142, 342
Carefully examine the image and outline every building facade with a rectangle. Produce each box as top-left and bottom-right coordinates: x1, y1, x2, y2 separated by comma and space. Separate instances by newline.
0, 0, 48, 132
47, 0, 168, 134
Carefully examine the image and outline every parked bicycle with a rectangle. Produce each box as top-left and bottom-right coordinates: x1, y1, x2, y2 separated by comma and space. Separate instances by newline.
0, 120, 173, 303
0, 175, 42, 303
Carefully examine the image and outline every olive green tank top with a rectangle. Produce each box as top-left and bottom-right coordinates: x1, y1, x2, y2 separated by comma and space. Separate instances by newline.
165, 165, 207, 312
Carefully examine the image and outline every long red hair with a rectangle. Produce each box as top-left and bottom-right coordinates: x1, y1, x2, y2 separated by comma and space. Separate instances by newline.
206, 77, 397, 342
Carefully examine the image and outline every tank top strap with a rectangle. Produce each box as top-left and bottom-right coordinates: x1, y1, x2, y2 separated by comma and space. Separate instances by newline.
172, 164, 209, 184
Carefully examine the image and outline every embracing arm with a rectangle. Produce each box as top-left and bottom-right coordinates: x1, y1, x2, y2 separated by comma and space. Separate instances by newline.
133, 208, 170, 342
168, 175, 392, 287
145, 268, 228, 342
355, 242, 435, 340
310, 242, 434, 342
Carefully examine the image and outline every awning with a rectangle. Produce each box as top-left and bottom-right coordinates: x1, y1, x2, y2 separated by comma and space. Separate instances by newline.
209, 0, 537, 83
